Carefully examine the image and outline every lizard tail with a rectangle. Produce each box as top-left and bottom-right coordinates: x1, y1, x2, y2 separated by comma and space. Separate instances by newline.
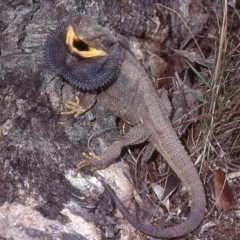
98, 130, 205, 238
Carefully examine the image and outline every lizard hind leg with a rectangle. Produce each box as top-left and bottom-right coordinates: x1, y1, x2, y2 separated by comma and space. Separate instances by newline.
74, 123, 152, 175
61, 92, 96, 118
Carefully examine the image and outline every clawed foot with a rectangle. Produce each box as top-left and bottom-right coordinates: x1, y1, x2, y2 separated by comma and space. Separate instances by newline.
74, 152, 100, 176
61, 96, 86, 118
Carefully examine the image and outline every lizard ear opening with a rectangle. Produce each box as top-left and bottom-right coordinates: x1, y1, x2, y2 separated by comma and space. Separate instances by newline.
66, 25, 107, 58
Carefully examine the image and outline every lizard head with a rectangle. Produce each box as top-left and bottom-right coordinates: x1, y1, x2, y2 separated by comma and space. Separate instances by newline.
44, 15, 124, 91
66, 15, 117, 58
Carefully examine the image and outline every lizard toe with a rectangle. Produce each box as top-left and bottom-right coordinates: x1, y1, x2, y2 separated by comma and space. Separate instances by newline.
74, 152, 100, 176
61, 96, 85, 118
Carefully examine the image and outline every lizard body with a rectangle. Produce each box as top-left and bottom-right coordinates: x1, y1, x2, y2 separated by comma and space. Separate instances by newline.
44, 15, 205, 238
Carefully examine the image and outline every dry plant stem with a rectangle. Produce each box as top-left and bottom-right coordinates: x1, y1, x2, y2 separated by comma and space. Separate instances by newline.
202, 1, 228, 164
211, 0, 228, 119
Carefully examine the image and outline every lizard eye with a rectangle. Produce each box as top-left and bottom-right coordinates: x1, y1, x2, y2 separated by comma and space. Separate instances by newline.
96, 36, 103, 41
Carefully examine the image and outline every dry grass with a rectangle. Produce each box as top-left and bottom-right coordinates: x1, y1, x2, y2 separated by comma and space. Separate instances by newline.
190, 1, 240, 168
186, 2, 240, 238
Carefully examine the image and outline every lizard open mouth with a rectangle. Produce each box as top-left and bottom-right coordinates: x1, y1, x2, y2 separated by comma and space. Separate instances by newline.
66, 25, 107, 58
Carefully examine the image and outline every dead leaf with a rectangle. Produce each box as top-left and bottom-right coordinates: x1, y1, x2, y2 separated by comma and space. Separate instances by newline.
161, 173, 179, 203
151, 184, 170, 211
180, 13, 209, 50
213, 168, 234, 212
173, 49, 214, 68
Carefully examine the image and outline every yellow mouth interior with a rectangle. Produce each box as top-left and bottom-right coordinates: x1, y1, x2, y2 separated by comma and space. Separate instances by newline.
66, 25, 107, 58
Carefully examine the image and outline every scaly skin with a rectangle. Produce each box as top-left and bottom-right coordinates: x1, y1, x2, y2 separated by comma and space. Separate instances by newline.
44, 15, 206, 239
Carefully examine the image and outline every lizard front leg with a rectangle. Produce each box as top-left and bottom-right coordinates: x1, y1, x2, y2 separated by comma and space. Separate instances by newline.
74, 123, 152, 176
61, 92, 97, 118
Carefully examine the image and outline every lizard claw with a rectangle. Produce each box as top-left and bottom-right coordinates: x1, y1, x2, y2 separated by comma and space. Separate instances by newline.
61, 96, 86, 118
82, 152, 100, 160
74, 152, 100, 176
